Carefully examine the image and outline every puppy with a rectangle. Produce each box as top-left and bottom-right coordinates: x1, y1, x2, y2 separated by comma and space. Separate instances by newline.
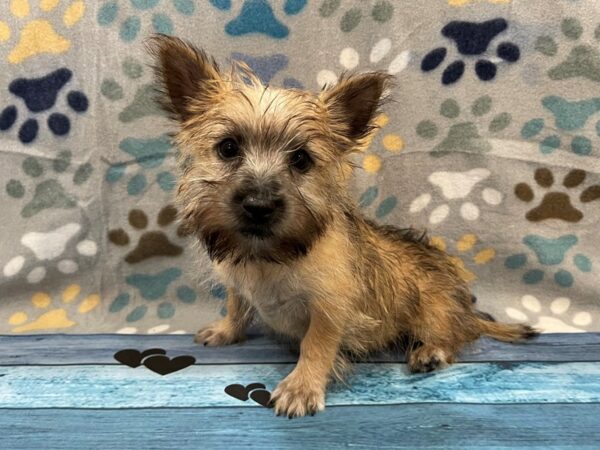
147, 35, 537, 418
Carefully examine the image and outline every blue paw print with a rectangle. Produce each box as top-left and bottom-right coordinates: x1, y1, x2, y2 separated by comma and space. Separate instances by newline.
359, 185, 398, 219
210, 0, 307, 39
231, 52, 303, 88
109, 267, 199, 322
521, 96, 600, 156
421, 18, 520, 85
105, 134, 177, 196
505, 234, 592, 287
98, 0, 195, 42
0, 68, 89, 144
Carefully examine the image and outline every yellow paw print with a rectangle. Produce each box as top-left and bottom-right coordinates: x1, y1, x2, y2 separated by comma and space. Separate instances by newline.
359, 114, 405, 174
449, 0, 511, 6
0, 0, 85, 64
430, 233, 496, 282
8, 284, 100, 332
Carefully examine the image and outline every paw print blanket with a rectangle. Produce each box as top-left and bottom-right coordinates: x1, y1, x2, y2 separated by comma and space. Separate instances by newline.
0, 0, 598, 334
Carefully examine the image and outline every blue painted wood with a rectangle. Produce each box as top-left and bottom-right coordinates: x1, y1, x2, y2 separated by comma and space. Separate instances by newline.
1, 404, 599, 449
1, 362, 599, 408
1, 332, 599, 365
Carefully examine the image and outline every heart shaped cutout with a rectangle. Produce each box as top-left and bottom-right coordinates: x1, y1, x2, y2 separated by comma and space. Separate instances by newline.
113, 348, 166, 368
249, 389, 272, 408
225, 384, 249, 401
245, 382, 266, 392
224, 383, 270, 407
143, 355, 196, 375
141, 348, 167, 359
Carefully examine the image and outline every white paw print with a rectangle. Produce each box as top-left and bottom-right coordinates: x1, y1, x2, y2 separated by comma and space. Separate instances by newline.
506, 295, 592, 332
3, 222, 97, 283
410, 168, 503, 224
316, 38, 411, 88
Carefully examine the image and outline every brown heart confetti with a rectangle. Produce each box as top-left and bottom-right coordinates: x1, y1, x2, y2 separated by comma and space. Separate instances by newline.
113, 348, 166, 368
225, 383, 271, 407
143, 354, 196, 375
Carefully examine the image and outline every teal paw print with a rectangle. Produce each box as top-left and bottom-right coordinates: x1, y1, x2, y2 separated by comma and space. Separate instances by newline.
110, 273, 228, 323
505, 234, 592, 288
5, 152, 92, 218
319, 0, 394, 33
521, 96, 600, 156
358, 185, 398, 219
416, 96, 512, 157
535, 17, 600, 82
109, 267, 198, 323
101, 56, 162, 124
209, 0, 307, 39
98, 0, 195, 42
105, 134, 176, 196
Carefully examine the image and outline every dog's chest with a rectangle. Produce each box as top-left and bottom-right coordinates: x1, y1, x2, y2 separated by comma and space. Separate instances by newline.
217, 264, 310, 337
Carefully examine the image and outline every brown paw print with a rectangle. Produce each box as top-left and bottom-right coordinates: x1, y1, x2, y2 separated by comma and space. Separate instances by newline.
108, 205, 188, 263
515, 168, 600, 222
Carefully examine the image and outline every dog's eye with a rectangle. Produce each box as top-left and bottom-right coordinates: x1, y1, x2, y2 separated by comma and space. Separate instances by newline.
289, 149, 312, 173
217, 138, 240, 160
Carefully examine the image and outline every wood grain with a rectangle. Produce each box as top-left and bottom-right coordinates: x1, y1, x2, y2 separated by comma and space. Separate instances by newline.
1, 333, 598, 365
1, 404, 599, 449
1, 361, 599, 408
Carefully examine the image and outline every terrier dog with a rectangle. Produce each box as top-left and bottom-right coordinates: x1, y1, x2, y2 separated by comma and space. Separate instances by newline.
148, 35, 537, 418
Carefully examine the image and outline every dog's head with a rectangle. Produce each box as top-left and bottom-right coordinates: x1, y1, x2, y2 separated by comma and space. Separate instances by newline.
148, 35, 392, 264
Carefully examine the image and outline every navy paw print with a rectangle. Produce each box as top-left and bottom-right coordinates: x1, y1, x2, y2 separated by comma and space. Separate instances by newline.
421, 18, 520, 85
210, 0, 307, 39
230, 52, 303, 88
0, 68, 89, 144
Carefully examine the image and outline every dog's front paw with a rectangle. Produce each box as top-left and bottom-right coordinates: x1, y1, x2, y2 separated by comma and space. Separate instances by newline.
194, 320, 243, 346
270, 371, 325, 418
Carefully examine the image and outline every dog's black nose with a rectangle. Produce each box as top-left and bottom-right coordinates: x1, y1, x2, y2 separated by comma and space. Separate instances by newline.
241, 195, 277, 224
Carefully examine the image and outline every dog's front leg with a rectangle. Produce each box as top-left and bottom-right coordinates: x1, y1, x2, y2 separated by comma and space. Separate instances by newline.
195, 288, 253, 346
271, 307, 343, 418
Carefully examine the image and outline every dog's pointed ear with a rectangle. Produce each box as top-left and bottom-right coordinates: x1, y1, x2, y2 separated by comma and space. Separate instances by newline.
320, 72, 393, 144
146, 34, 221, 122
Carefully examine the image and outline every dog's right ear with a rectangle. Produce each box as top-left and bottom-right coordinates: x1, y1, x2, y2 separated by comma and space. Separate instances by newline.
146, 34, 222, 122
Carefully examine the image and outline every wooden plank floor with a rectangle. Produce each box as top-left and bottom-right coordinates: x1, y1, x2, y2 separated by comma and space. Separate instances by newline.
1, 333, 599, 449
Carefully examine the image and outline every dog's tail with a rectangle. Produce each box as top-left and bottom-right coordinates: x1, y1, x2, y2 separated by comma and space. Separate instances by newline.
476, 311, 539, 343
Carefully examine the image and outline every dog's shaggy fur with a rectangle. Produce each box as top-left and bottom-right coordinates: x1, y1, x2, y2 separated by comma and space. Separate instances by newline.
147, 35, 537, 418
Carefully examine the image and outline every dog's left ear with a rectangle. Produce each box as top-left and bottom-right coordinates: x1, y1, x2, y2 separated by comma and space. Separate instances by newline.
146, 34, 222, 122
320, 72, 393, 145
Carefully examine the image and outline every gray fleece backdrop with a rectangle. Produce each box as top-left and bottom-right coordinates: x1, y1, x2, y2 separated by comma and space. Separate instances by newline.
0, 0, 598, 334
